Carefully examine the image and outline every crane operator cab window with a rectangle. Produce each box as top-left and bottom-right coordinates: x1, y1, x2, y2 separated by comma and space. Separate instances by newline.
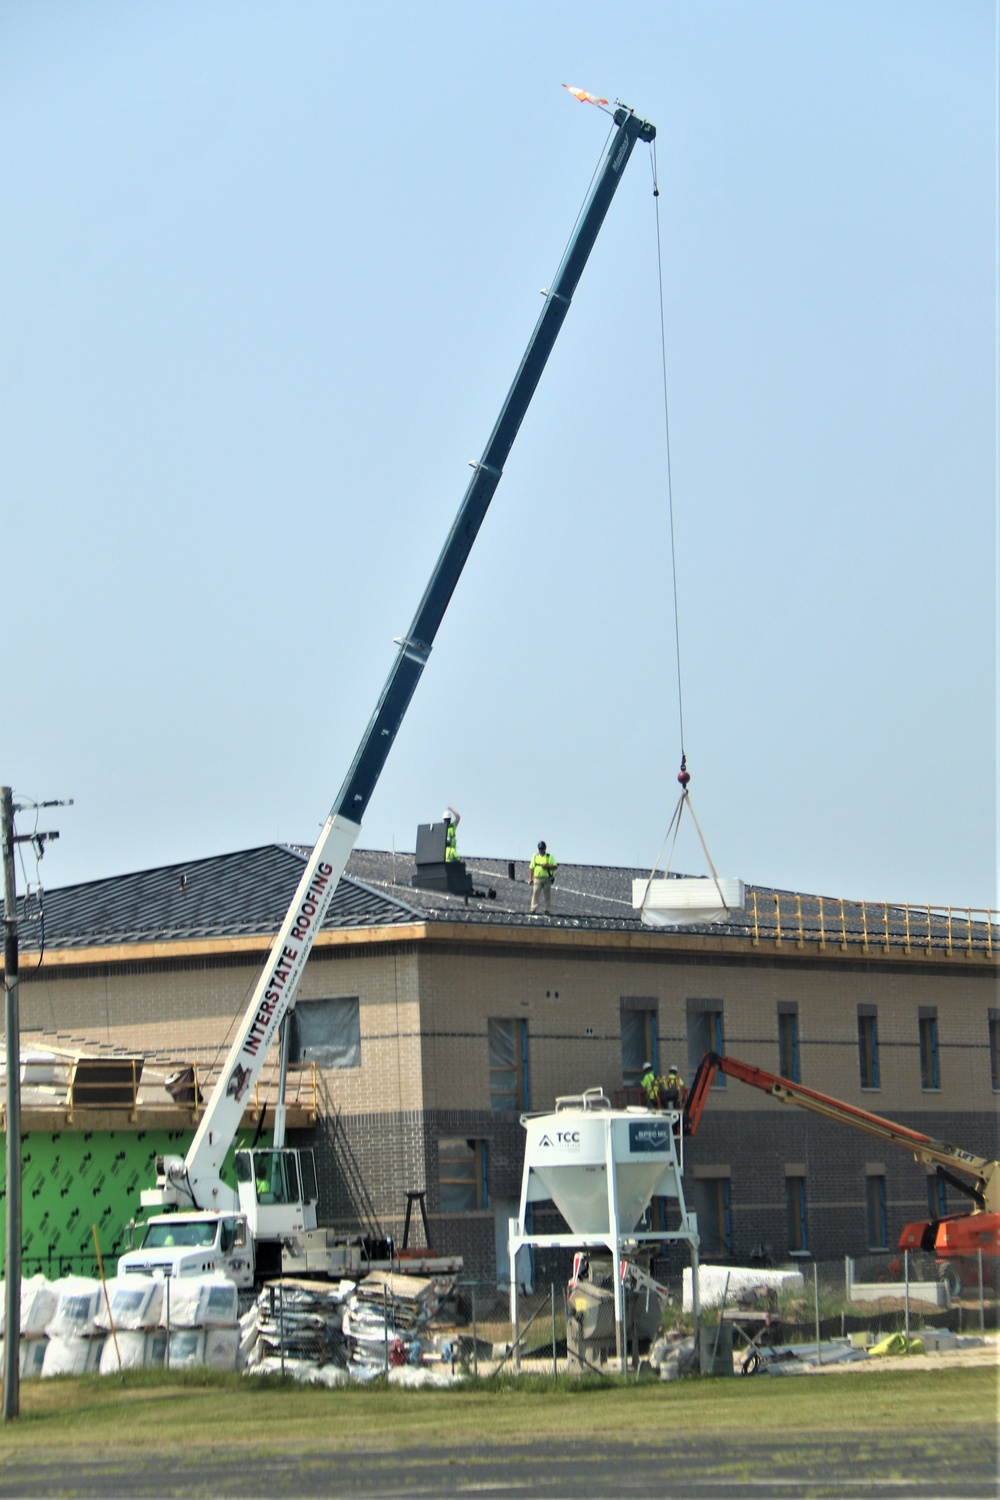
235, 1149, 300, 1205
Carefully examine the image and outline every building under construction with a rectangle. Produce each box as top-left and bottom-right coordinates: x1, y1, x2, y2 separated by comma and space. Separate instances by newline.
1, 838, 996, 1283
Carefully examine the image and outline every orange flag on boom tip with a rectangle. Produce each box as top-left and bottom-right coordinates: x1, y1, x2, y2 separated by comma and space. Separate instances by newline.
562, 84, 609, 107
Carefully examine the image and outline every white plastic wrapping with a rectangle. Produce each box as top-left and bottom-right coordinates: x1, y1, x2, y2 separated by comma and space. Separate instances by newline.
47, 1278, 104, 1339
162, 1275, 238, 1330
42, 1335, 106, 1377
95, 1276, 163, 1332
99, 1329, 168, 1373
19, 1275, 58, 1336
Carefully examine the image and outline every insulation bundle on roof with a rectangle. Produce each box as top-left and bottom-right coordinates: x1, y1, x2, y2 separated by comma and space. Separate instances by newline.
633, 877, 745, 927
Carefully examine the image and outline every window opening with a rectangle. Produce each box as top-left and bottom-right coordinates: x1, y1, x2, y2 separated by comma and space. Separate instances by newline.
289, 997, 361, 1069
866, 1174, 888, 1250
858, 1012, 880, 1089
786, 1176, 807, 1253
621, 1005, 658, 1089
778, 1008, 800, 1082
687, 1007, 725, 1085
919, 1014, 939, 1091
488, 1019, 529, 1110
439, 1138, 487, 1212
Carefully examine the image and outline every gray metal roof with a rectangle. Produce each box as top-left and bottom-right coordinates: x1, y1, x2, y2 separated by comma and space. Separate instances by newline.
2, 843, 991, 954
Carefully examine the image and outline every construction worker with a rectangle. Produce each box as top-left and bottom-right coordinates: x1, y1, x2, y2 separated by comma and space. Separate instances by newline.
662, 1065, 686, 1109
640, 1062, 661, 1108
443, 807, 460, 862
529, 841, 557, 914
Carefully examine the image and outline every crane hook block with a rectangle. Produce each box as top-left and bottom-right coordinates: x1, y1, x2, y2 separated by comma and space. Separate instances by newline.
677, 755, 690, 790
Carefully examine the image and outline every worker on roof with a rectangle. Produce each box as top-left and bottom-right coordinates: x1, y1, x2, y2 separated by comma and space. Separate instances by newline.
443, 808, 460, 863
529, 841, 557, 915
662, 1065, 686, 1110
640, 1062, 661, 1109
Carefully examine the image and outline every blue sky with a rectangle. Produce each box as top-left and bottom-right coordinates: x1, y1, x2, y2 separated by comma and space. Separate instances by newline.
2, 1, 996, 911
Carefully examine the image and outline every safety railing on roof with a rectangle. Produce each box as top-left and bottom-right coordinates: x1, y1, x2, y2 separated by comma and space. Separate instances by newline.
1, 1057, 319, 1128
184, 1057, 319, 1126
749, 892, 997, 959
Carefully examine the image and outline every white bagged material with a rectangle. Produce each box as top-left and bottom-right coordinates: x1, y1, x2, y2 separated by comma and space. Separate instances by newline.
163, 1275, 238, 1329
20, 1338, 48, 1379
167, 1329, 205, 1368
42, 1335, 106, 1377
682, 1264, 804, 1312
100, 1329, 167, 1373
48, 1278, 103, 1339
20, 1275, 58, 1336
203, 1328, 239, 1370
95, 1276, 163, 1332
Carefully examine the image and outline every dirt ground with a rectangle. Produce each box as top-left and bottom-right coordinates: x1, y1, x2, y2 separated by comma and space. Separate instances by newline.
804, 1331, 999, 1375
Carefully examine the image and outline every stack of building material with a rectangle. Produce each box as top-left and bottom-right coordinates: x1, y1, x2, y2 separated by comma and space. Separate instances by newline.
343, 1270, 450, 1377
42, 1277, 106, 1376
162, 1274, 240, 1370
0, 1274, 58, 1377
95, 1275, 167, 1372
247, 1278, 354, 1376
682, 1265, 804, 1312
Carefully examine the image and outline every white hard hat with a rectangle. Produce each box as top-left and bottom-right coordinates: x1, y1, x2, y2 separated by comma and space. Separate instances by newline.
443, 806, 460, 824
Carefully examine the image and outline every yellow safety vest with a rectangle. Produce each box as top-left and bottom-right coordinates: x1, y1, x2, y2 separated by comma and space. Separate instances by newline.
530, 852, 557, 883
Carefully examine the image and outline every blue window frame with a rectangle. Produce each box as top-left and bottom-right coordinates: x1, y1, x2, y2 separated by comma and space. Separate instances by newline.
858, 1012, 879, 1089
778, 1008, 800, 1082
786, 1176, 807, 1253
919, 1014, 939, 1090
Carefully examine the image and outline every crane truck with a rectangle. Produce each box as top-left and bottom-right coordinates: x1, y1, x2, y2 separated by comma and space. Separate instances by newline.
684, 1052, 999, 1292
119, 102, 657, 1289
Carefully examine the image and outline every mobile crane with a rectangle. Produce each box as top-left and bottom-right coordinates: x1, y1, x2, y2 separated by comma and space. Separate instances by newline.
120, 103, 657, 1287
684, 1052, 999, 1289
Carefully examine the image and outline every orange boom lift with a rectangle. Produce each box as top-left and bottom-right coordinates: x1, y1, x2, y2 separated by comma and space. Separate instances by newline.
684, 1052, 999, 1287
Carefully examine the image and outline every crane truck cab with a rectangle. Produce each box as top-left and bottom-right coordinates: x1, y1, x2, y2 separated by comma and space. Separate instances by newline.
118, 1211, 255, 1289
124, 1145, 321, 1287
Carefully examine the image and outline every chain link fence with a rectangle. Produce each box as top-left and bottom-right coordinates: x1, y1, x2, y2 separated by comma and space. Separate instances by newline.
4, 1250, 995, 1382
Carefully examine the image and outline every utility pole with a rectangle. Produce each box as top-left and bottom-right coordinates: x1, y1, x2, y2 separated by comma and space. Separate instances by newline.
2, 789, 69, 1423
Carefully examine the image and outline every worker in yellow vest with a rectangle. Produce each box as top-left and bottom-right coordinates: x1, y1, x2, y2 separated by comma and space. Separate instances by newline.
640, 1063, 661, 1108
443, 807, 460, 862
662, 1065, 686, 1109
529, 841, 557, 914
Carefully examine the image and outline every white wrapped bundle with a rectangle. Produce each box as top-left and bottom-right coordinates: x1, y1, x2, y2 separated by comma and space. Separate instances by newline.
48, 1278, 103, 1339
20, 1338, 48, 1378
99, 1329, 167, 1373
203, 1328, 239, 1370
163, 1275, 238, 1330
167, 1329, 205, 1368
42, 1335, 106, 1377
20, 1275, 57, 1336
95, 1276, 163, 1331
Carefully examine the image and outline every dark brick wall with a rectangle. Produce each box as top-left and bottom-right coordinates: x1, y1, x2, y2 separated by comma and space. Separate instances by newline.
684, 1108, 998, 1262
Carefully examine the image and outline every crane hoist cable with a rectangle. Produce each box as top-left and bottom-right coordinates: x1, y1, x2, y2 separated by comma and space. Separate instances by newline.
639, 140, 731, 919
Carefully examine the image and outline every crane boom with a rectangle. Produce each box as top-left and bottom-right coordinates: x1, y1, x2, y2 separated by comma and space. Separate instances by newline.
149, 105, 656, 1213
684, 1052, 998, 1217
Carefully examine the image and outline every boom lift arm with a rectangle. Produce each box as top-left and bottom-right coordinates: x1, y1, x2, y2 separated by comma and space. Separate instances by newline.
684, 1052, 999, 1219
147, 105, 656, 1214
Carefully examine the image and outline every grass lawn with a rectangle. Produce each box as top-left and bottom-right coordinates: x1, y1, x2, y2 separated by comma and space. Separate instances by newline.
2, 1365, 996, 1455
